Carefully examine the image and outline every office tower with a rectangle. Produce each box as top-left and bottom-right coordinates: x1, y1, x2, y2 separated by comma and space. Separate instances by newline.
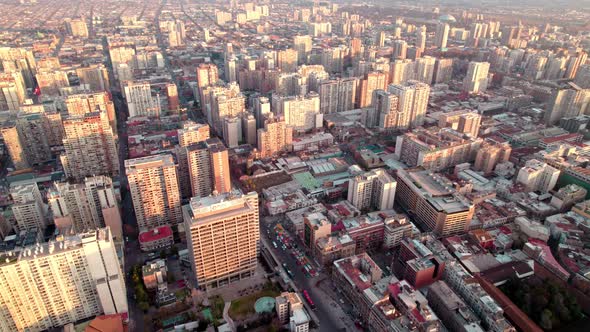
0, 228, 127, 332
76, 65, 110, 91
469, 23, 483, 47
358, 71, 388, 108
574, 64, 590, 89
35, 70, 69, 95
433, 58, 453, 84
241, 113, 257, 145
186, 138, 231, 198
224, 56, 238, 83
415, 25, 427, 51
253, 95, 271, 128
222, 117, 240, 148
318, 77, 358, 114
516, 159, 560, 193
61, 112, 119, 181
257, 116, 293, 158
435, 23, 449, 49
348, 168, 396, 211
544, 83, 590, 125
293, 35, 312, 64
374, 89, 404, 131
123, 81, 159, 118
126, 154, 182, 230
278, 49, 298, 73
272, 93, 321, 131
168, 20, 186, 47
392, 40, 408, 60
65, 92, 117, 129
414, 56, 436, 84
47, 176, 122, 237
0, 72, 26, 111
210, 83, 246, 135
0, 47, 37, 89
474, 138, 512, 175
463, 61, 490, 93
65, 18, 89, 38
395, 127, 482, 171
10, 183, 47, 231
184, 191, 259, 290
389, 59, 415, 85
565, 52, 588, 79
457, 112, 481, 137
388, 80, 430, 128
196, 63, 219, 103
396, 168, 474, 236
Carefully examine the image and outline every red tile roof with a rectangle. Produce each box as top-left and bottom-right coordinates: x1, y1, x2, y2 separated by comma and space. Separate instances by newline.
139, 225, 173, 243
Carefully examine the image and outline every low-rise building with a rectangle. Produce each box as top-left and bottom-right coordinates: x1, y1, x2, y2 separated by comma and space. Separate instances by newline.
138, 225, 174, 252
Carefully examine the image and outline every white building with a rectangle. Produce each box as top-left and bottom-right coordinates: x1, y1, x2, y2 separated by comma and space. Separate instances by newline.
348, 168, 397, 211
516, 159, 560, 193
10, 183, 47, 232
123, 81, 159, 118
463, 62, 490, 94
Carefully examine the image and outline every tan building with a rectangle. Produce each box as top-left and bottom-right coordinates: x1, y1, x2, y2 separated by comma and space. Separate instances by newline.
61, 111, 119, 181
388, 80, 430, 128
65, 18, 89, 38
0, 72, 26, 111
272, 93, 321, 131
65, 92, 117, 130
125, 154, 182, 231
347, 168, 397, 211
257, 116, 293, 158
183, 191, 259, 290
389, 59, 415, 85
293, 35, 312, 64
0, 228, 127, 332
278, 49, 298, 73
186, 138, 231, 198
463, 61, 490, 94
396, 169, 474, 236
474, 138, 511, 175
35, 70, 69, 95
10, 183, 47, 232
196, 63, 219, 103
175, 121, 211, 198
209, 83, 246, 135
457, 112, 482, 137
76, 65, 110, 91
358, 71, 388, 108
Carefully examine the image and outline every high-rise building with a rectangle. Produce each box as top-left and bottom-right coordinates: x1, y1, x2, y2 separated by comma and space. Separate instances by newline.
209, 83, 246, 135
278, 49, 299, 73
565, 52, 587, 79
516, 159, 560, 193
186, 138, 231, 198
469, 23, 483, 47
196, 63, 219, 103
358, 71, 388, 108
293, 35, 312, 64
184, 191, 259, 290
318, 77, 358, 114
222, 117, 240, 148
65, 18, 89, 38
47, 176, 122, 237
35, 70, 70, 95
65, 92, 117, 130
168, 20, 186, 47
166, 83, 179, 110
544, 82, 590, 125
415, 25, 427, 51
435, 23, 450, 49
175, 121, 211, 198
76, 64, 110, 91
414, 56, 436, 84
241, 113, 257, 145
474, 138, 512, 175
123, 81, 159, 118
389, 59, 415, 85
392, 40, 408, 60
125, 154, 182, 231
10, 183, 47, 232
463, 61, 490, 93
272, 93, 321, 131
0, 72, 26, 111
501, 26, 521, 48
0, 228, 127, 331
396, 169, 474, 236
257, 116, 293, 158
347, 168, 396, 211
457, 112, 482, 137
374, 89, 403, 131
61, 112, 119, 181
574, 64, 590, 89
253, 95, 271, 128
0, 47, 37, 89
433, 58, 453, 84
388, 80, 430, 128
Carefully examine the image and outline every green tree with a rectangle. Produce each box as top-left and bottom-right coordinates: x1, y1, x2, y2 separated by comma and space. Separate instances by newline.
540, 309, 553, 330
138, 301, 150, 312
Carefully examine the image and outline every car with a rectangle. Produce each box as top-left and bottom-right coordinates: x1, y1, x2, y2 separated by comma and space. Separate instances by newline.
272, 241, 278, 248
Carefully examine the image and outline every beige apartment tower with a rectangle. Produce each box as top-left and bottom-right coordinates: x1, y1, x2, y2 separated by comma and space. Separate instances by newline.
184, 191, 260, 290
257, 116, 293, 158
186, 138, 232, 198
125, 154, 182, 231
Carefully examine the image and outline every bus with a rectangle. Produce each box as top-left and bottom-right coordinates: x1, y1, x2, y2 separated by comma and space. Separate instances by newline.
302, 290, 316, 310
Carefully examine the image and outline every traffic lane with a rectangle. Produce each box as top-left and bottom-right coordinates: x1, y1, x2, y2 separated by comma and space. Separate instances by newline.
266, 235, 349, 332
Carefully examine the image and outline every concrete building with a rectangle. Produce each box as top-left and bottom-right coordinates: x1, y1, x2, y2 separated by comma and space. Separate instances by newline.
516, 159, 560, 193
196, 63, 219, 103
463, 62, 490, 94
393, 238, 445, 289
392, 40, 407, 60
457, 112, 481, 137
273, 93, 321, 131
414, 56, 436, 84
347, 168, 396, 211
435, 22, 450, 49
61, 111, 119, 181
65, 18, 89, 38
0, 72, 26, 111
167, 20, 186, 47
35, 70, 69, 95
395, 127, 482, 171
544, 82, 590, 125
388, 80, 430, 128
123, 81, 159, 118
395, 169, 475, 236
125, 154, 182, 231
65, 92, 116, 129
415, 25, 427, 51
389, 59, 415, 85
318, 77, 358, 114
183, 191, 259, 290
433, 58, 453, 84
178, 121, 210, 147
276, 292, 310, 332
76, 65, 110, 91
47, 176, 122, 238
186, 137, 231, 198
358, 71, 388, 108
138, 225, 174, 252
257, 116, 293, 158
474, 138, 512, 175
10, 183, 47, 232
278, 49, 299, 73
0, 228, 127, 332
383, 214, 414, 249
293, 35, 312, 64
426, 281, 484, 332
303, 214, 331, 256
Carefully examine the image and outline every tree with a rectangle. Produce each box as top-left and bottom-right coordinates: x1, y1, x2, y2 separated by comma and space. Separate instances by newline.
167, 273, 176, 283
160, 250, 167, 259
138, 301, 150, 312
169, 245, 179, 256
540, 309, 553, 330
